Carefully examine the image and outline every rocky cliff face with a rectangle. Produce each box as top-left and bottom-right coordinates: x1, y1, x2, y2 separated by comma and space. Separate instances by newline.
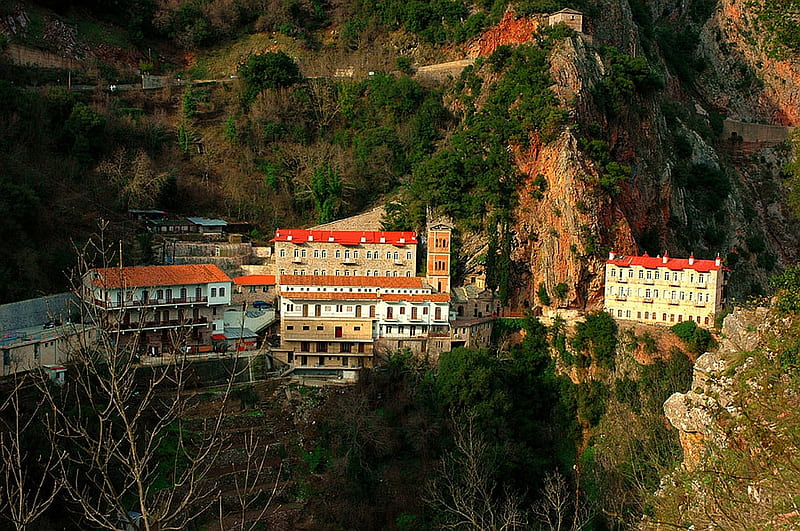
656, 305, 800, 527
504, 0, 800, 311
663, 306, 770, 467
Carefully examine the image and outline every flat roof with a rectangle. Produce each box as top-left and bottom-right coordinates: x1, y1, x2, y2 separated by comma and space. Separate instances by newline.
187, 217, 228, 227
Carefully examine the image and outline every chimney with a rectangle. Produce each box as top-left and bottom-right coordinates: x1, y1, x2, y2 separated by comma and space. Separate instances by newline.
688, 253, 695, 266
608, 250, 616, 260
662, 251, 669, 264
715, 254, 722, 267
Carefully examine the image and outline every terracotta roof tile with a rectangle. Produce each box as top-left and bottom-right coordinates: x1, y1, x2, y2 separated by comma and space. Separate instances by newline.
234, 275, 276, 286
279, 292, 379, 301
90, 264, 231, 288
278, 275, 427, 288
380, 293, 450, 303
606, 253, 727, 273
272, 229, 417, 246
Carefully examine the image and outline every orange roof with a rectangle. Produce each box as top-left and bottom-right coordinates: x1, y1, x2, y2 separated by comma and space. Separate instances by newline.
90, 264, 231, 288
272, 229, 417, 246
234, 275, 276, 286
279, 275, 427, 288
279, 291, 379, 301
381, 293, 450, 303
606, 253, 727, 273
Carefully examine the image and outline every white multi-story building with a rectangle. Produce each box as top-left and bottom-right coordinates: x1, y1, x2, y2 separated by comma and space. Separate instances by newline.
273, 275, 450, 379
603, 252, 728, 327
83, 264, 232, 354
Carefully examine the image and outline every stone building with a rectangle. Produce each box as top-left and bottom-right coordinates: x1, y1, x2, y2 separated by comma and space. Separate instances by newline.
603, 252, 729, 327
548, 8, 583, 33
232, 275, 277, 307
272, 229, 418, 278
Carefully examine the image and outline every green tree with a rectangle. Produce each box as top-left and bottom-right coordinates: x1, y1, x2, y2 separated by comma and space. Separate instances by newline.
240, 51, 302, 103
310, 163, 343, 224
571, 311, 618, 369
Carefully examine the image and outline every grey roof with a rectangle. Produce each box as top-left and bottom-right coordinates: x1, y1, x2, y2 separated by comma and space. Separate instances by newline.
222, 327, 257, 340
187, 217, 228, 227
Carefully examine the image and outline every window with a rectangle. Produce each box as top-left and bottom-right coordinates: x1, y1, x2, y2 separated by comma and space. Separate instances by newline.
638, 270, 644, 279
303, 325, 310, 330
286, 304, 294, 312
387, 307, 394, 319
435, 307, 442, 320
699, 274, 705, 283
211, 288, 217, 297
628, 270, 633, 278
393, 251, 399, 260
386, 271, 391, 276
611, 269, 616, 277
250, 286, 256, 293
219, 287, 225, 297
393, 271, 398, 277
373, 270, 378, 276
366, 270, 371, 276
280, 249, 286, 257
344, 270, 350, 276
345, 250, 350, 259
400, 306, 406, 315
690, 273, 694, 282
336, 305, 343, 313
314, 270, 319, 275
335, 270, 340, 276
646, 270, 652, 279
412, 307, 418, 319
354, 326, 361, 331
386, 252, 392, 259
301, 249, 307, 258
366, 251, 372, 259
314, 249, 319, 258
287, 325, 294, 330
655, 271, 660, 279
407, 252, 412, 259
180, 287, 187, 299
322, 250, 327, 258
157, 289, 163, 300
335, 249, 341, 258
335, 326, 343, 338
406, 271, 411, 277
294, 249, 299, 258
317, 325, 324, 330
354, 250, 359, 258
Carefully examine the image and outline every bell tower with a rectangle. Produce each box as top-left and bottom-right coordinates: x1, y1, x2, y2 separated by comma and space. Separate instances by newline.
426, 221, 452, 293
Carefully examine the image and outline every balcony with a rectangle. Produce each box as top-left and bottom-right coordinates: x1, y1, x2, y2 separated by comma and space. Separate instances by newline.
341, 257, 356, 265
94, 296, 209, 309
393, 259, 404, 265
614, 295, 627, 301
643, 279, 654, 285
292, 257, 303, 263
117, 316, 208, 331
617, 277, 628, 284
642, 297, 653, 303
695, 283, 708, 289
668, 300, 679, 305
694, 301, 706, 307
669, 281, 681, 287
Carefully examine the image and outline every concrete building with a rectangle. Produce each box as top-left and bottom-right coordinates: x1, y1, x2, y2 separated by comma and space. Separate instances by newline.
82, 264, 232, 355
0, 294, 95, 376
232, 275, 277, 307
272, 275, 450, 380
272, 229, 418, 278
603, 252, 728, 327
548, 8, 583, 32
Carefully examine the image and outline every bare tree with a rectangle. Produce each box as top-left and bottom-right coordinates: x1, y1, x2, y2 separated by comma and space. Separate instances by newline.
31, 227, 262, 530
532, 471, 594, 531
425, 413, 527, 530
0, 374, 61, 530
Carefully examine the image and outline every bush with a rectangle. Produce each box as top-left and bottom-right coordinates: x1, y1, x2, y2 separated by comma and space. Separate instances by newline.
571, 311, 618, 370
537, 282, 551, 306
240, 51, 302, 103
671, 320, 712, 354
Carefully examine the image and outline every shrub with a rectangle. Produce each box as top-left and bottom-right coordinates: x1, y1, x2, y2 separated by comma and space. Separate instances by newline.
572, 311, 618, 370
240, 51, 302, 103
537, 283, 551, 306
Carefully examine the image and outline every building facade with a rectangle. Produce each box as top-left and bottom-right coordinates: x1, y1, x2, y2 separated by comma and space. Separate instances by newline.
273, 275, 450, 379
426, 222, 453, 294
548, 8, 583, 32
603, 252, 728, 327
232, 275, 277, 307
83, 264, 232, 355
272, 229, 418, 278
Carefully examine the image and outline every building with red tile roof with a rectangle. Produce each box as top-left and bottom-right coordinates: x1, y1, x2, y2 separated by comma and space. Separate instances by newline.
272, 273, 451, 379
272, 229, 419, 279
83, 264, 232, 355
603, 251, 729, 327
